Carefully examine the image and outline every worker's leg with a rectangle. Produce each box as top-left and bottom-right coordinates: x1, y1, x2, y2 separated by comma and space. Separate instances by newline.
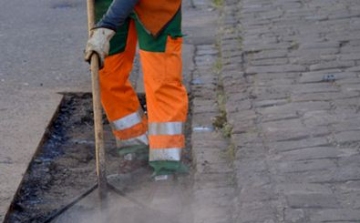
135, 10, 188, 176
98, 17, 148, 150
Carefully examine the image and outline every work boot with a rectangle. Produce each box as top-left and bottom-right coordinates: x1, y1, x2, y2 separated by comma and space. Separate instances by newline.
149, 161, 189, 180
118, 144, 149, 174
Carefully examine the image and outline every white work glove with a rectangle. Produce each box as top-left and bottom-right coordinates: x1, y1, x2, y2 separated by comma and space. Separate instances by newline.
84, 27, 115, 69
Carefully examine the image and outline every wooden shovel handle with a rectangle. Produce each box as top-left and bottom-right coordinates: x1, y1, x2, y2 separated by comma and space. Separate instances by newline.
86, 0, 107, 202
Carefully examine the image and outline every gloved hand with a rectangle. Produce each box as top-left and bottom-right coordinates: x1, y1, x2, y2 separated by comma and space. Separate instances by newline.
84, 27, 115, 68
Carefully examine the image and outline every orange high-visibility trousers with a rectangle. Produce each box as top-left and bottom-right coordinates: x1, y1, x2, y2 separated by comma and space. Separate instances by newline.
99, 16, 188, 162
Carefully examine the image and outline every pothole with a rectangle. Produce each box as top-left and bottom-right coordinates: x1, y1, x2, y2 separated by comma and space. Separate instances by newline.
4, 92, 193, 223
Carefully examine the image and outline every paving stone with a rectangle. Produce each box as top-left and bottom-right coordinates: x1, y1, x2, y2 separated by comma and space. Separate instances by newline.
227, 110, 256, 121
243, 37, 278, 46
237, 201, 277, 223
248, 49, 288, 60
250, 84, 293, 96
337, 181, 360, 193
261, 119, 303, 133
191, 132, 228, 148
232, 132, 262, 145
194, 172, 236, 190
261, 112, 299, 123
242, 4, 272, 13
243, 42, 292, 53
253, 99, 288, 108
275, 147, 341, 161
302, 110, 337, 127
195, 147, 230, 164
267, 136, 329, 152
337, 155, 360, 169
333, 165, 360, 183
298, 41, 340, 50
331, 119, 360, 132
282, 34, 324, 44
342, 42, 360, 53
328, 10, 360, 20
254, 72, 298, 80
339, 52, 360, 61
235, 157, 268, 173
289, 53, 336, 65
289, 48, 340, 57
276, 183, 332, 195
194, 187, 236, 203
259, 101, 331, 116
222, 44, 241, 54
192, 110, 218, 118
226, 99, 252, 111
332, 98, 360, 112
276, 1, 302, 10
230, 119, 255, 134
195, 59, 216, 67
236, 144, 268, 159
239, 184, 274, 203
258, 10, 284, 20
341, 83, 360, 92
193, 206, 233, 223
336, 77, 360, 85
284, 208, 306, 223
192, 73, 218, 82
242, 19, 274, 27
197, 48, 218, 56
337, 192, 360, 209
254, 92, 290, 102
334, 130, 360, 144
309, 61, 355, 71
222, 63, 242, 72
236, 172, 272, 190
292, 91, 359, 102
196, 161, 234, 174
223, 80, 245, 91
246, 64, 306, 74
192, 91, 217, 100
287, 194, 339, 208
293, 83, 339, 94
192, 98, 218, 113
222, 70, 244, 80
254, 79, 294, 89
326, 31, 360, 42
280, 160, 360, 183
225, 89, 250, 102
310, 209, 360, 222
249, 58, 288, 66
267, 133, 328, 152
298, 70, 355, 83
284, 8, 316, 17
276, 159, 337, 173
278, 169, 336, 184
223, 55, 243, 66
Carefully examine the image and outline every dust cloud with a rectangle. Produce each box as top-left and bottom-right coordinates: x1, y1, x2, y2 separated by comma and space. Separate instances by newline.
53, 177, 193, 223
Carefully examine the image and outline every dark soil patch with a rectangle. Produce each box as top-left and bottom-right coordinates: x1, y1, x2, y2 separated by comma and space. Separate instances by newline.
5, 93, 193, 223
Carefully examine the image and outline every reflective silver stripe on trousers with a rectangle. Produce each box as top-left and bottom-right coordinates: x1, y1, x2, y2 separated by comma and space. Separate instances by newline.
148, 122, 184, 135
149, 148, 181, 161
116, 133, 149, 147
111, 109, 144, 130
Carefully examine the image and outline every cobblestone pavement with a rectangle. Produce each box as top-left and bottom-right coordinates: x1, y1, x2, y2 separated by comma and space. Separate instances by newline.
214, 0, 360, 222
